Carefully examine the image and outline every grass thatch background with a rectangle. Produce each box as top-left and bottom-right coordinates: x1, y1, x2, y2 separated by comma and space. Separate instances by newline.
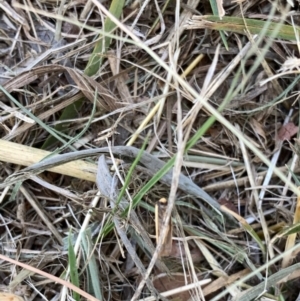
1, 0, 300, 300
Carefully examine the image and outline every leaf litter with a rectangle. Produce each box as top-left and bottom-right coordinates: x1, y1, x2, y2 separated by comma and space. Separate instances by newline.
1, 1, 300, 301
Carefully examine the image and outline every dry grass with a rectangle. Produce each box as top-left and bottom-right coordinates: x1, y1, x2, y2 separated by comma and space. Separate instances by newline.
1, 0, 300, 300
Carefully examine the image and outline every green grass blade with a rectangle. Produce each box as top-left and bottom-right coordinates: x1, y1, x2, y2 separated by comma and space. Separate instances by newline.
131, 156, 175, 208
85, 0, 125, 76
100, 135, 150, 235
271, 222, 300, 245
195, 15, 297, 40
0, 85, 69, 146
42, 0, 125, 149
241, 223, 266, 255
43, 89, 97, 160
42, 101, 83, 149
115, 134, 149, 210
286, 164, 300, 186
209, 0, 229, 50
81, 229, 103, 301
68, 234, 80, 301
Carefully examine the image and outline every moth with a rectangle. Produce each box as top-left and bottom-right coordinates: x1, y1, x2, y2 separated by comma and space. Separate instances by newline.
155, 198, 173, 257
0, 293, 24, 301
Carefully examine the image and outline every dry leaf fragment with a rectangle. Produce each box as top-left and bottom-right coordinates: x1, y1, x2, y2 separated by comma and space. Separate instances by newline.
218, 197, 238, 214
277, 122, 299, 141
250, 118, 267, 144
